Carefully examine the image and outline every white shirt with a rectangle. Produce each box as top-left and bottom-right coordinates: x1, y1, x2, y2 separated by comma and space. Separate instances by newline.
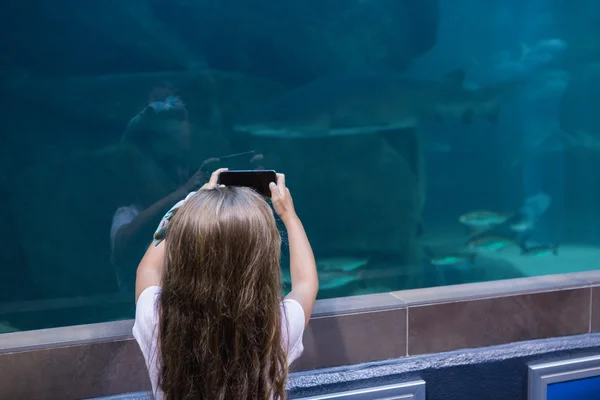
133, 286, 306, 400
110, 205, 141, 263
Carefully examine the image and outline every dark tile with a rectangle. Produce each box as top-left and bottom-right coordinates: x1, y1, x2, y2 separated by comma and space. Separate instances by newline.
408, 288, 590, 356
294, 308, 407, 371
0, 339, 150, 400
392, 274, 587, 306
592, 286, 600, 333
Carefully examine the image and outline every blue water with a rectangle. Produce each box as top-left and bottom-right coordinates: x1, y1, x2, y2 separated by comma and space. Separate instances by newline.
1, 0, 600, 331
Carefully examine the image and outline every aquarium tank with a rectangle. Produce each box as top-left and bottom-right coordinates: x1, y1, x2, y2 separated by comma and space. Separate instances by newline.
1, 0, 599, 333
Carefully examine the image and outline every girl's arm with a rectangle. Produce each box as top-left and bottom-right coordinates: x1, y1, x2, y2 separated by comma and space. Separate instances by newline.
135, 241, 165, 302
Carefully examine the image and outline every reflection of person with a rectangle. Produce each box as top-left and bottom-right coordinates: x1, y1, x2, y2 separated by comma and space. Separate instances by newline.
110, 157, 218, 290
110, 90, 198, 294
133, 169, 318, 400
111, 87, 262, 294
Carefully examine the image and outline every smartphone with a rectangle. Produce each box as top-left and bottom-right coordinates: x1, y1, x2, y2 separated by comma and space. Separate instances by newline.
218, 170, 277, 197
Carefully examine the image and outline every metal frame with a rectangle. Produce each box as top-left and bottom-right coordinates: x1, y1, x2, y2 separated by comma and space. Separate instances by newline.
528, 354, 600, 400
293, 380, 426, 400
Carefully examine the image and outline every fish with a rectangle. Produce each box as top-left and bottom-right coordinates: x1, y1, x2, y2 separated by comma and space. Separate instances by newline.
459, 210, 515, 229
285, 270, 357, 291
282, 257, 369, 290
430, 253, 477, 266
318, 275, 358, 290
466, 233, 520, 252
423, 246, 477, 266
232, 68, 525, 140
520, 243, 559, 257
509, 220, 535, 232
316, 257, 369, 272
519, 39, 568, 65
281, 257, 369, 290
432, 77, 526, 125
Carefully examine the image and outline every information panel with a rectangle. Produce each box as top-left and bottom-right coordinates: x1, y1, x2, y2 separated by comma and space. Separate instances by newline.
529, 354, 600, 400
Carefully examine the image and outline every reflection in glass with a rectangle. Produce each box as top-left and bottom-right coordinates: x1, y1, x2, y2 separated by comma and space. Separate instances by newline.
1, 0, 600, 331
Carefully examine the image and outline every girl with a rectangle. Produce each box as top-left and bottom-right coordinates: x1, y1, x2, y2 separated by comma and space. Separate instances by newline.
133, 168, 318, 400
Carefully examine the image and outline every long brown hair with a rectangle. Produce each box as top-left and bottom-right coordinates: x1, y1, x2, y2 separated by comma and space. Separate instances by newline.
159, 187, 288, 400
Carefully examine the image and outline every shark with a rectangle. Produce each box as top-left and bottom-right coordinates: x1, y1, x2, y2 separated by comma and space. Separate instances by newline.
232, 68, 526, 139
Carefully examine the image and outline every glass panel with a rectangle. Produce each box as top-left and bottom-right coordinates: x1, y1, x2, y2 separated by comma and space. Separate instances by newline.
0, 0, 598, 332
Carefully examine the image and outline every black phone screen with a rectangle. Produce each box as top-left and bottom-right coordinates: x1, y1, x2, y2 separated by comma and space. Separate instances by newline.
218, 170, 277, 197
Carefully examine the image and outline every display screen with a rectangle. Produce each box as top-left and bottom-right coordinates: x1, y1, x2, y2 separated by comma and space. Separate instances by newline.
547, 375, 600, 400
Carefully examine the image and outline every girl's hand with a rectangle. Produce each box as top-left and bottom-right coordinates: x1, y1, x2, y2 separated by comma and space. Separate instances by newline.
200, 168, 228, 190
269, 173, 297, 224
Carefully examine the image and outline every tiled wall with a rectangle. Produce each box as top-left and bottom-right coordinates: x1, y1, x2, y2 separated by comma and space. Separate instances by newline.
1, 272, 600, 400
592, 286, 600, 332
295, 272, 600, 370
0, 339, 148, 400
